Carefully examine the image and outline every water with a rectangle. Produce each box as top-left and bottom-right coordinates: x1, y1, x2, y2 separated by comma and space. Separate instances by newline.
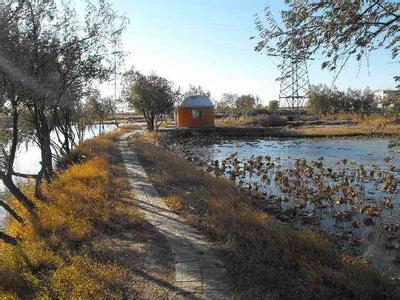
178, 137, 400, 275
0, 124, 117, 227
191, 138, 399, 169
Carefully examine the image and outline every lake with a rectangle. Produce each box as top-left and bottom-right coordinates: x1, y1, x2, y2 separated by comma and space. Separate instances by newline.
188, 137, 399, 168
0, 124, 117, 228
168, 136, 400, 275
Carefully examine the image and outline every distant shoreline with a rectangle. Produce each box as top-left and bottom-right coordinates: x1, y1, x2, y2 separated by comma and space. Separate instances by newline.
158, 125, 400, 139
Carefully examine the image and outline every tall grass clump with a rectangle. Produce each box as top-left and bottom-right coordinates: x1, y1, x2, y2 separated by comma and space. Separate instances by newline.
0, 132, 141, 298
130, 135, 399, 299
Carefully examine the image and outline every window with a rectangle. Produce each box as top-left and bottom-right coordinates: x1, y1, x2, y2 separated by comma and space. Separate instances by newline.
192, 109, 203, 119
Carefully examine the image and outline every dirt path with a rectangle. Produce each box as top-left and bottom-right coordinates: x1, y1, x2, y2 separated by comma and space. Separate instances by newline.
119, 132, 231, 299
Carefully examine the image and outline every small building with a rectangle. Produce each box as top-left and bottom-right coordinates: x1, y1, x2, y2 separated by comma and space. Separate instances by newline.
175, 95, 215, 128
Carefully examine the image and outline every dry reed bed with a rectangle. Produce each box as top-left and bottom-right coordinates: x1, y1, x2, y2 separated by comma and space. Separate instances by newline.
215, 114, 287, 128
130, 133, 399, 299
215, 114, 400, 138
293, 124, 400, 137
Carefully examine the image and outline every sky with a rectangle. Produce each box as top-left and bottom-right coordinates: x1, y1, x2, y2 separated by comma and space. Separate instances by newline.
105, 0, 398, 105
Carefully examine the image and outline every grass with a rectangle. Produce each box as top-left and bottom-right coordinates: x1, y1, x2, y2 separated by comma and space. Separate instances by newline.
294, 113, 400, 136
131, 112, 400, 138
129, 133, 399, 299
216, 114, 287, 128
291, 124, 400, 137
214, 113, 400, 137
320, 113, 391, 123
0, 130, 175, 299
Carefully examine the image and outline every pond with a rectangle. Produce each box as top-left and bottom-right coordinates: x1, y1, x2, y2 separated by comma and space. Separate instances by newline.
191, 138, 399, 168
0, 124, 117, 228
167, 136, 400, 275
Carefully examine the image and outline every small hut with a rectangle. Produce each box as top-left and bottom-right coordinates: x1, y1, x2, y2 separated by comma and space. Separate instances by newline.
175, 95, 215, 128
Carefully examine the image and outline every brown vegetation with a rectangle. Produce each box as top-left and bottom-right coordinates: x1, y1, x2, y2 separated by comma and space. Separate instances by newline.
214, 113, 400, 137
292, 124, 400, 137
294, 114, 400, 137
0, 132, 174, 298
216, 114, 287, 128
320, 113, 396, 124
130, 133, 399, 299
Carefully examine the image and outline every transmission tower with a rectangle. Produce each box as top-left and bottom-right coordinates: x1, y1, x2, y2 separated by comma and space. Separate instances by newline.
278, 53, 310, 115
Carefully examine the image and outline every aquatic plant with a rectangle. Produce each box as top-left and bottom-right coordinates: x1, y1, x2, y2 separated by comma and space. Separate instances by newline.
161, 134, 400, 274
131, 135, 400, 299
223, 155, 398, 269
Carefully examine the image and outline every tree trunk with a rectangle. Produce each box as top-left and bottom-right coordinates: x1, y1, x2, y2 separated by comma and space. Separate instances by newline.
0, 200, 24, 224
0, 98, 36, 217
38, 113, 54, 181
41, 138, 54, 180
148, 120, 154, 131
147, 115, 155, 131
0, 232, 18, 245
35, 139, 52, 201
2, 175, 36, 212
7, 99, 19, 175
35, 167, 45, 200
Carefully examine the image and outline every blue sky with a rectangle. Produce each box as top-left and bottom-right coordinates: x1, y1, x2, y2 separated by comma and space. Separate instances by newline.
109, 0, 398, 104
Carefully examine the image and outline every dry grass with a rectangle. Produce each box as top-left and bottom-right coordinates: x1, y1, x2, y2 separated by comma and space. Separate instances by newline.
291, 123, 400, 137
0, 131, 175, 299
293, 113, 400, 137
216, 114, 287, 128
130, 134, 399, 299
321, 113, 389, 124
214, 113, 400, 137
159, 120, 176, 128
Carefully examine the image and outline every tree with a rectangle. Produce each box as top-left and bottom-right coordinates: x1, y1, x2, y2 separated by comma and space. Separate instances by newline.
184, 84, 211, 98
254, 1, 399, 80
0, 7, 38, 230
0, 0, 122, 177
123, 70, 179, 131
235, 94, 259, 116
307, 85, 378, 116
84, 90, 118, 131
268, 100, 280, 111
308, 85, 334, 115
216, 93, 239, 115
0, 85, 36, 231
348, 88, 377, 115
381, 92, 400, 115
0, 0, 125, 245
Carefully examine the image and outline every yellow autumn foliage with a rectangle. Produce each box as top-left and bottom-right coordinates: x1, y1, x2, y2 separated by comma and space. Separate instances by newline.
0, 132, 139, 299
50, 256, 127, 299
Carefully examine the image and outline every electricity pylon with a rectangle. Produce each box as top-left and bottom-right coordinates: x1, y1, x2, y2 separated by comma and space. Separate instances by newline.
278, 53, 310, 115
